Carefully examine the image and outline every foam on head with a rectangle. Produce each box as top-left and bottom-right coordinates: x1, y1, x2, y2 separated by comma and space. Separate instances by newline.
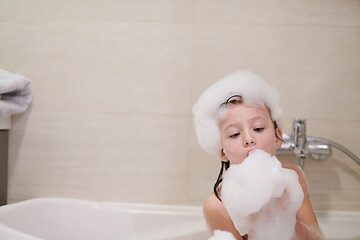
192, 70, 282, 158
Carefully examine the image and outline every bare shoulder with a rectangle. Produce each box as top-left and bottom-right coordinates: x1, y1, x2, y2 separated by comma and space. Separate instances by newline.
203, 193, 229, 225
282, 164, 308, 195
203, 193, 244, 240
282, 164, 304, 177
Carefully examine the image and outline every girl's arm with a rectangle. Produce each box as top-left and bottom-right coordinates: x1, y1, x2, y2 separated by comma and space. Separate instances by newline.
203, 193, 245, 240
283, 164, 324, 239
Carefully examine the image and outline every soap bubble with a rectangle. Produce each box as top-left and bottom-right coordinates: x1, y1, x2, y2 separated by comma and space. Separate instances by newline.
221, 149, 304, 240
208, 230, 236, 240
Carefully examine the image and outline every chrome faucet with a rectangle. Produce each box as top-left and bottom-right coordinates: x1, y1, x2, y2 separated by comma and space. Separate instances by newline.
277, 119, 360, 169
292, 119, 308, 169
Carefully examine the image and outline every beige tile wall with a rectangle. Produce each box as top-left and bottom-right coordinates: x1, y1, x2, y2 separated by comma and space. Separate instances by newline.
1, 0, 359, 210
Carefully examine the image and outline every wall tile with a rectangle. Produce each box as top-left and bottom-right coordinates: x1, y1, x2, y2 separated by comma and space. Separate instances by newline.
8, 112, 191, 204
1, 0, 194, 23
194, 0, 360, 27
191, 24, 360, 120
304, 155, 360, 211
187, 120, 220, 204
0, 22, 193, 115
306, 119, 360, 159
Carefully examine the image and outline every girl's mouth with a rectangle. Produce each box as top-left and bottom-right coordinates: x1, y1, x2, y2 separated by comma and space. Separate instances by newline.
247, 149, 255, 156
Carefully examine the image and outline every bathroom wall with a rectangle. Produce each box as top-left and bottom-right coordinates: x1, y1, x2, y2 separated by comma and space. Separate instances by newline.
1, 0, 359, 211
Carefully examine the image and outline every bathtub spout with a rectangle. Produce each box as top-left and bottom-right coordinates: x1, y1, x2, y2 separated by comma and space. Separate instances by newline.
306, 137, 360, 165
277, 119, 360, 168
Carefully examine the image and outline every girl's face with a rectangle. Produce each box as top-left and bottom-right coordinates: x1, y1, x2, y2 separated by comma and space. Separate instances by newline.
219, 104, 282, 165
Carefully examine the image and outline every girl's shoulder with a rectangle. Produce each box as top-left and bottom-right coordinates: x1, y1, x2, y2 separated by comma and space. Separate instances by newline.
282, 164, 309, 196
203, 193, 226, 219
203, 193, 244, 239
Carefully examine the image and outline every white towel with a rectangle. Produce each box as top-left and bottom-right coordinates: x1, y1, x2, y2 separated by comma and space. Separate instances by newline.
0, 69, 33, 118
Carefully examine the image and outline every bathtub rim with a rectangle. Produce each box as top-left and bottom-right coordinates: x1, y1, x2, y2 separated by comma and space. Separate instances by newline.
1, 197, 359, 216
0, 197, 359, 240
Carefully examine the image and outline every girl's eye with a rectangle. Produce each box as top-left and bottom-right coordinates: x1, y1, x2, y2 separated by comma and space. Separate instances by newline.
254, 127, 264, 132
229, 132, 240, 138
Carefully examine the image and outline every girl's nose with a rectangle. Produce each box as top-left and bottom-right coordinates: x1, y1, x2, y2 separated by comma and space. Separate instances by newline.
243, 132, 255, 147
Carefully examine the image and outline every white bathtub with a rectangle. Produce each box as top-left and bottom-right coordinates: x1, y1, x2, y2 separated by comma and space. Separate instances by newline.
0, 198, 359, 240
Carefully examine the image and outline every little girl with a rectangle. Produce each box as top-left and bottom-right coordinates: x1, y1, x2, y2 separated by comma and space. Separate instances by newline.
192, 71, 323, 240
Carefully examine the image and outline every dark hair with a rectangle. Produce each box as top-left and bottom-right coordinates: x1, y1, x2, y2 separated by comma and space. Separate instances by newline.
214, 94, 283, 201
213, 161, 230, 201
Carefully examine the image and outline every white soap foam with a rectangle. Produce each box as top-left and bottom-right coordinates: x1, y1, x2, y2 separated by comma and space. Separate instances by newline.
192, 70, 282, 159
208, 230, 236, 240
221, 149, 304, 240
